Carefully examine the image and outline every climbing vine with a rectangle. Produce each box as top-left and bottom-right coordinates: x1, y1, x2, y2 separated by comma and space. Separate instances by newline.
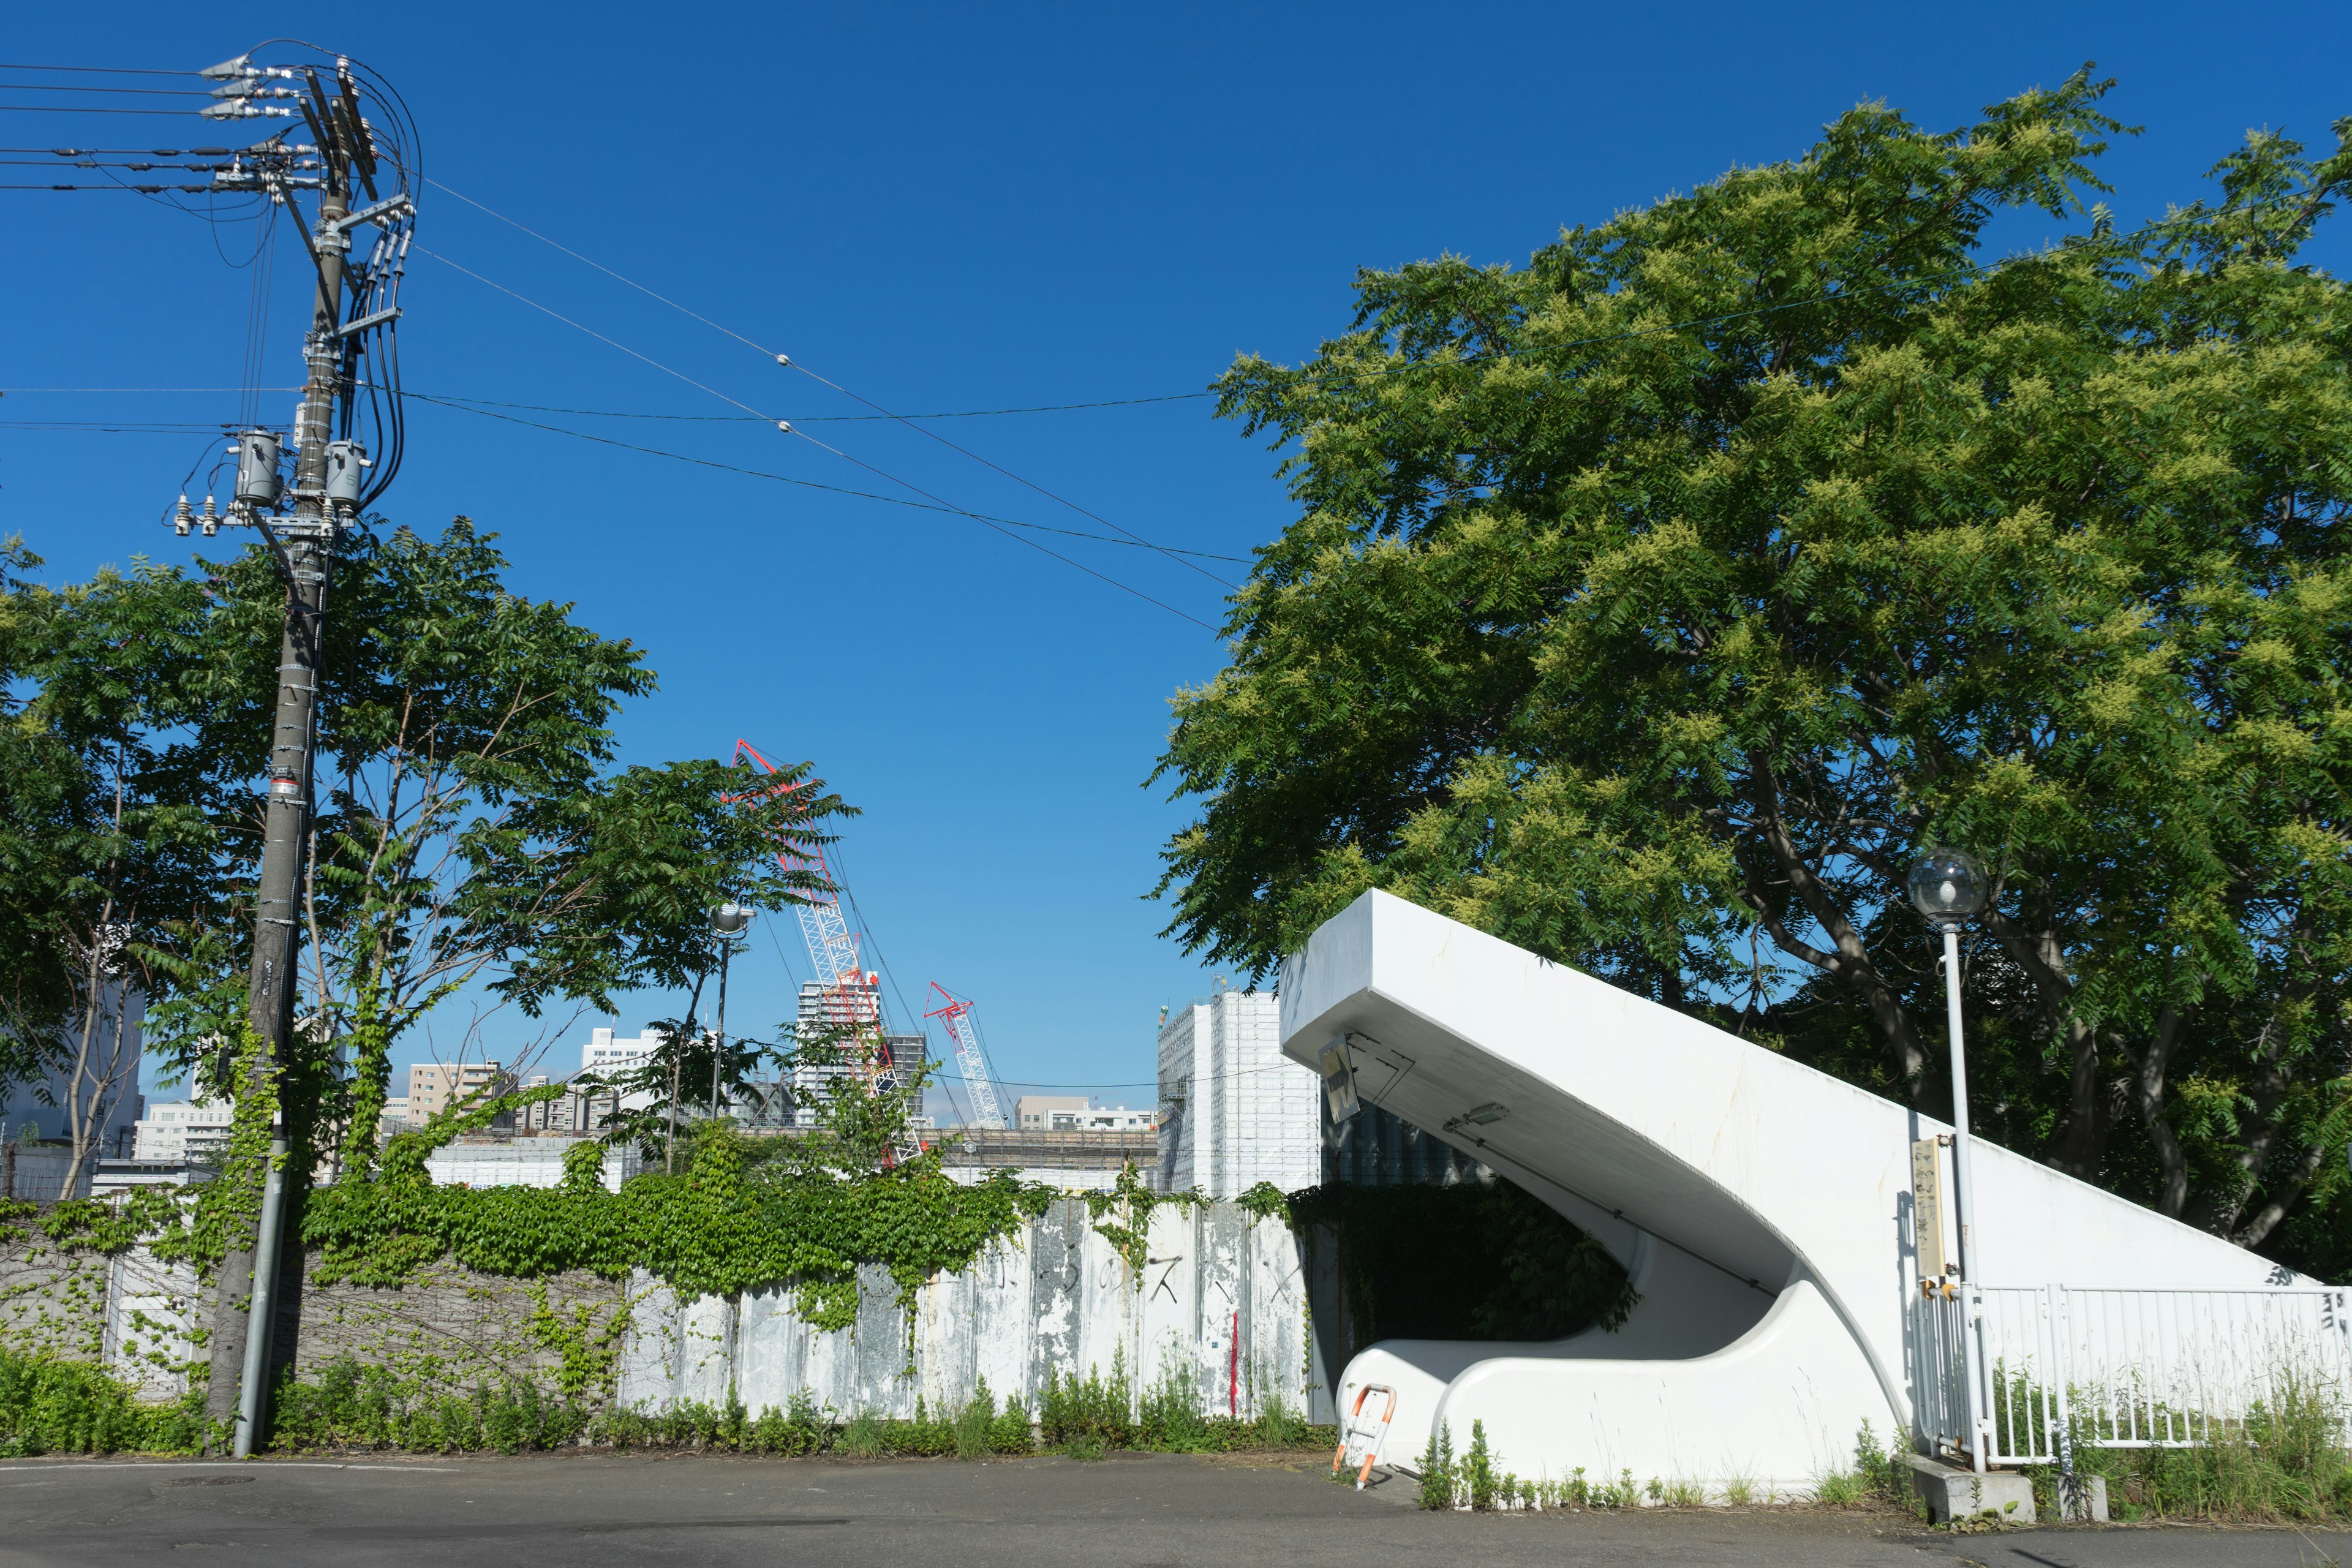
302, 1117, 1058, 1330
1081, 1163, 1209, 1281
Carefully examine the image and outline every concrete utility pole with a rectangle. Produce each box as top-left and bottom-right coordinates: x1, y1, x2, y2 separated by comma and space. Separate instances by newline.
201, 160, 347, 1460
184, 52, 418, 1456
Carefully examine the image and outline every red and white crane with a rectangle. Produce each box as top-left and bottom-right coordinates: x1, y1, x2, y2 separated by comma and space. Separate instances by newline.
731, 739, 918, 1158
924, 983, 1006, 1129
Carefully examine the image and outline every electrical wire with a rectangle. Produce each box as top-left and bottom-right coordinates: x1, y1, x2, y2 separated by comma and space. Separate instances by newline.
429, 176, 1234, 589
401, 391, 1249, 564
0, 62, 205, 77
401, 389, 1206, 423
416, 249, 1224, 626
0, 82, 213, 97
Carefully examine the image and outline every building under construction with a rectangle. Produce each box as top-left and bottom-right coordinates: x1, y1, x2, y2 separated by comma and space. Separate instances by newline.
789, 976, 921, 1129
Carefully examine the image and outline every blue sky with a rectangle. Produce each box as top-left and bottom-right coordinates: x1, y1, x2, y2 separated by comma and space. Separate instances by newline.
4, 2, 2345, 1115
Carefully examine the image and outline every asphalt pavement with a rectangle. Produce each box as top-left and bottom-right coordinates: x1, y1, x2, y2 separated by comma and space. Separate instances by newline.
0, 1450, 2345, 1568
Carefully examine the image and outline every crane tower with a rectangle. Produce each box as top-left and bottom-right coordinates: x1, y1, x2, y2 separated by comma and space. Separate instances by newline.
925, 984, 1005, 1129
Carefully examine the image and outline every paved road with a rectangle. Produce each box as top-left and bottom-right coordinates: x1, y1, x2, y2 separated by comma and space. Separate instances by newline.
0, 1451, 2343, 1567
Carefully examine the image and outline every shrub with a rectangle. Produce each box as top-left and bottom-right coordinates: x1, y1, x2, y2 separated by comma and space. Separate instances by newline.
1040, 1349, 1136, 1453
0, 1345, 205, 1457
1415, 1422, 1457, 1510
840, 1409, 885, 1458
1464, 1420, 1499, 1510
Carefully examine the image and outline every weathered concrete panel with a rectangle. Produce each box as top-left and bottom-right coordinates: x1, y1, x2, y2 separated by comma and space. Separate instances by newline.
608, 1200, 1317, 1423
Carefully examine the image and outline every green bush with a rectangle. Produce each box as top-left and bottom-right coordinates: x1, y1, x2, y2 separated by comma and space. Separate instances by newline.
1463, 1419, 1498, 1510
0, 1345, 206, 1457
1040, 1351, 1136, 1453
268, 1356, 590, 1454
1139, 1358, 1216, 1453
1415, 1422, 1457, 1509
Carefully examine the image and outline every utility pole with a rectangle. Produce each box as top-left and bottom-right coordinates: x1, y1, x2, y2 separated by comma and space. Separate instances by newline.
178, 51, 418, 1457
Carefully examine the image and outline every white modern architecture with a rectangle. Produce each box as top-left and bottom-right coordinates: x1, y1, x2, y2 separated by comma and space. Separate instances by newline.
1, 984, 146, 1193
1284, 889, 2305, 1496
132, 1099, 233, 1164
426, 1136, 639, 1192
1156, 988, 1318, 1197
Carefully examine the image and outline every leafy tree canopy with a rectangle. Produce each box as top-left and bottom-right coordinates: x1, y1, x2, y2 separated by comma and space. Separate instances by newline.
0, 518, 849, 1189
1155, 71, 2352, 1262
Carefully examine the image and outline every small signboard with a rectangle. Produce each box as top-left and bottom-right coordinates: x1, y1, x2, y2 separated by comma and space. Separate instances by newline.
1321, 1035, 1362, 1123
1912, 1137, 1948, 1280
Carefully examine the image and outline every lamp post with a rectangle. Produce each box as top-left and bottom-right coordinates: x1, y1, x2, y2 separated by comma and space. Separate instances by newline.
707, 904, 752, 1122
1907, 847, 1989, 1278
1908, 845, 1991, 1471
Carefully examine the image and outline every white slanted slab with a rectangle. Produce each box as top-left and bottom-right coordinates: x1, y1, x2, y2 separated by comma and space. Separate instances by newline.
1278, 889, 2286, 1493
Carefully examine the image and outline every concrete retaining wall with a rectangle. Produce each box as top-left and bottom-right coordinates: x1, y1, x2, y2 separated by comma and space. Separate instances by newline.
8, 1197, 1327, 1427
618, 1198, 1324, 1420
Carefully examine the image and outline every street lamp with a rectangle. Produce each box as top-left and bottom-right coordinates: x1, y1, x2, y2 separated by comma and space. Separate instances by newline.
1906, 847, 1987, 1278
707, 904, 753, 1122
1909, 845, 1991, 1472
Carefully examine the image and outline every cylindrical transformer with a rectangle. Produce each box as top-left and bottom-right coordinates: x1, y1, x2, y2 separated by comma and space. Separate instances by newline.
325, 440, 368, 505
234, 430, 283, 507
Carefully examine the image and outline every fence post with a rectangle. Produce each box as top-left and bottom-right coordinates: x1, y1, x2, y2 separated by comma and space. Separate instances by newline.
1962, 1283, 1989, 1473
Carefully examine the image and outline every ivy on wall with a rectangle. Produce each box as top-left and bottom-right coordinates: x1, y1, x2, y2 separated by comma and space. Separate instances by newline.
303, 1121, 1059, 1330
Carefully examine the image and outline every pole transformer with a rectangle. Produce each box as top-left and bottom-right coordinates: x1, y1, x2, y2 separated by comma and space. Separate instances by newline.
178, 50, 419, 1455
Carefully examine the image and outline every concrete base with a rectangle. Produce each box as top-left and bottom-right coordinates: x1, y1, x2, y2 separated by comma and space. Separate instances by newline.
1906, 1454, 2036, 1524
2057, 1471, 2111, 1522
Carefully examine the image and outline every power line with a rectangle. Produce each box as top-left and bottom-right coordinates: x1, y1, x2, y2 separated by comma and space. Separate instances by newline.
428, 178, 1234, 589
0, 382, 1204, 421
0, 82, 211, 97
402, 391, 1250, 564
0, 62, 204, 77
417, 248, 1224, 627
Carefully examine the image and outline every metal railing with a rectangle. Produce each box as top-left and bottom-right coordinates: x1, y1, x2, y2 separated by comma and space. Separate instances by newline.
1912, 1283, 2352, 1469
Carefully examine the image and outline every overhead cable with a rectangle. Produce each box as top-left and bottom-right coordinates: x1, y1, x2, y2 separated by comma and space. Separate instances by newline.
404, 392, 1248, 565
427, 177, 1232, 588
417, 249, 1224, 626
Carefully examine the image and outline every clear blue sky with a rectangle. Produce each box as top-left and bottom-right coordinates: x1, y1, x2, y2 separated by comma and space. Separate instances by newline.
4, 2, 2344, 1115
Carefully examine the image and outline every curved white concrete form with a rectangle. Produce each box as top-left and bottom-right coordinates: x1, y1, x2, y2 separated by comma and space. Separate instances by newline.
1280, 890, 2291, 1490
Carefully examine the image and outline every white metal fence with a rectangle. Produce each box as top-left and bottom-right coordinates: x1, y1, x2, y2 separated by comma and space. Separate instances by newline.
1913, 1284, 2352, 1468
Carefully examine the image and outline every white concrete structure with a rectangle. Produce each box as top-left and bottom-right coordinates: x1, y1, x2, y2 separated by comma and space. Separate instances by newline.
1157, 990, 1317, 1197
407, 1060, 506, 1120
1047, 1104, 1155, 1132
1014, 1094, 1088, 1129
1282, 891, 2296, 1494
1, 984, 145, 1187
132, 1099, 233, 1164
424, 1136, 638, 1193
581, 1027, 660, 1079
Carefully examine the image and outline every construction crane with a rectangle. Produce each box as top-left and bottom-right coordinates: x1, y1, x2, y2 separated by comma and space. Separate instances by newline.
925, 984, 1005, 1129
731, 739, 921, 1161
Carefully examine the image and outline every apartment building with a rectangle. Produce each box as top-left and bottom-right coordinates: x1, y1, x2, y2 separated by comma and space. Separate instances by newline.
405, 1060, 507, 1121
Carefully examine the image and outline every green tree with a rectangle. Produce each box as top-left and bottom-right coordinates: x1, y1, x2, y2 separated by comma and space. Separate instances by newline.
0, 539, 235, 1193
1155, 73, 2352, 1259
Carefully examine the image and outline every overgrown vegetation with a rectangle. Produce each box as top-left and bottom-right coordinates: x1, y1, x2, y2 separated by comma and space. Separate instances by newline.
1037, 1347, 1326, 1457
0, 1344, 208, 1457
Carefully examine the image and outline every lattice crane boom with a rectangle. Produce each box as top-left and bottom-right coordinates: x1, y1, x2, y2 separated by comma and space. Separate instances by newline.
925, 983, 1005, 1129
731, 739, 922, 1164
